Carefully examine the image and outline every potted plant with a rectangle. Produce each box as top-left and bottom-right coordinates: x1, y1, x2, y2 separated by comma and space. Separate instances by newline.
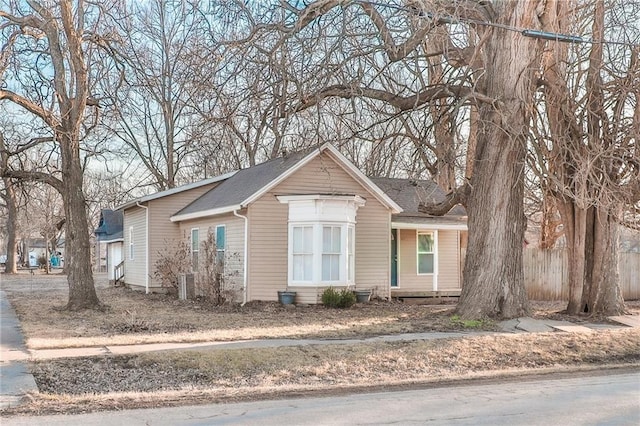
277, 287, 296, 305
354, 288, 372, 303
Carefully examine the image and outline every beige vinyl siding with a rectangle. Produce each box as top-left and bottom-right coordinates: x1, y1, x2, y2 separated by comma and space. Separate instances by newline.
396, 229, 461, 292
178, 213, 246, 302
123, 206, 147, 289
246, 195, 288, 302
146, 183, 219, 290
247, 153, 391, 303
437, 230, 461, 290
397, 229, 433, 290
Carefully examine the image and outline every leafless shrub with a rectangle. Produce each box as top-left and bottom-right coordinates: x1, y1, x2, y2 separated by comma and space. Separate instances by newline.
153, 240, 191, 296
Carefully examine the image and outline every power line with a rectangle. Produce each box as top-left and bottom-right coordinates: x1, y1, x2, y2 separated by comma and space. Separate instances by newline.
362, 1, 639, 48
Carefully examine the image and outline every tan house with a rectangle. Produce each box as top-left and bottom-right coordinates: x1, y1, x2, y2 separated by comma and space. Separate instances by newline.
118, 172, 235, 293
119, 143, 467, 302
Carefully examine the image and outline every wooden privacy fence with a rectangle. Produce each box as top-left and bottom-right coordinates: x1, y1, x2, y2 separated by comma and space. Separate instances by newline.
523, 249, 640, 301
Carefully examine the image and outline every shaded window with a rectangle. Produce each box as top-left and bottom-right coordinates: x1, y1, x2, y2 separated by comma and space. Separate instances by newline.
191, 228, 199, 271
215, 225, 226, 267
322, 226, 341, 281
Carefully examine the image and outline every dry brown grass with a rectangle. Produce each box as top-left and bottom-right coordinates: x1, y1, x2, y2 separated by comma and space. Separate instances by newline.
2, 273, 639, 349
29, 329, 640, 393
2, 273, 640, 416
3, 279, 485, 349
5, 329, 639, 416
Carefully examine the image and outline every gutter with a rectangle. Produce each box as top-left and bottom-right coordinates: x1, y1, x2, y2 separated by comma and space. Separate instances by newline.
136, 202, 150, 294
233, 209, 249, 305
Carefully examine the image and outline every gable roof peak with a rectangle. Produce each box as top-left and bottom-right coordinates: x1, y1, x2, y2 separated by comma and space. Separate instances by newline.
171, 143, 402, 222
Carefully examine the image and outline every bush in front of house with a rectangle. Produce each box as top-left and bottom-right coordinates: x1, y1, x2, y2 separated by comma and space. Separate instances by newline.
321, 287, 356, 308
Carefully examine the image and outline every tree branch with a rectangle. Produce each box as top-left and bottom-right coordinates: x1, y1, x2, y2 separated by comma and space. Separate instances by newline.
418, 181, 470, 216
294, 84, 494, 114
1, 169, 64, 193
0, 89, 60, 128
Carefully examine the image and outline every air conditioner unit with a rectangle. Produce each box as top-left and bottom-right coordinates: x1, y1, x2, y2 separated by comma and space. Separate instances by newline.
178, 273, 195, 300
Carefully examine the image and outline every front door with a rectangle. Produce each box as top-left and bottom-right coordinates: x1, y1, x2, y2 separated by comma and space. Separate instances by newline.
391, 229, 398, 287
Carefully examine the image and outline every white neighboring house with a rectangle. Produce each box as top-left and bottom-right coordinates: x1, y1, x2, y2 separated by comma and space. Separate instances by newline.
94, 209, 124, 284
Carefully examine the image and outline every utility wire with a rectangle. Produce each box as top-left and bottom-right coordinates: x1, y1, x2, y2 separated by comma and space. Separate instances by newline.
362, 1, 639, 48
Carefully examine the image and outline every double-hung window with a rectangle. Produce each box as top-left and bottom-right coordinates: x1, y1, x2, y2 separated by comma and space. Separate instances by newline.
322, 226, 341, 281
191, 228, 199, 271
347, 225, 355, 282
215, 225, 226, 267
417, 231, 434, 274
129, 226, 134, 260
292, 226, 313, 281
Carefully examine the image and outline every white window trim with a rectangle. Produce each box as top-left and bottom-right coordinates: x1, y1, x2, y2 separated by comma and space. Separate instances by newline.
191, 228, 199, 272
288, 222, 355, 286
347, 225, 355, 283
416, 230, 438, 280
289, 224, 314, 284
391, 228, 400, 288
215, 225, 226, 252
321, 224, 343, 283
281, 195, 364, 287
129, 226, 134, 260
215, 225, 226, 273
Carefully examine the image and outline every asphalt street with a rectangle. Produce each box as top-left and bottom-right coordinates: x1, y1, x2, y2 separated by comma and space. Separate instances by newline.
3, 370, 639, 425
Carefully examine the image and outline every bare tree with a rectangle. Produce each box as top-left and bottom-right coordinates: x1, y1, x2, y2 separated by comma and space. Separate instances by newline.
0, 132, 18, 273
102, 0, 214, 190
533, 0, 639, 315
282, 0, 551, 318
0, 0, 117, 309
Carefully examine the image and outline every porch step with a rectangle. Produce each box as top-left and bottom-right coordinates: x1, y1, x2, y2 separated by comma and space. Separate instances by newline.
391, 290, 461, 298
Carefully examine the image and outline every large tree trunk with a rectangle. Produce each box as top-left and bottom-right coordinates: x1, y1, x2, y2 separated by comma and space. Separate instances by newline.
557, 201, 624, 316
583, 208, 624, 315
557, 200, 587, 313
3, 176, 18, 274
456, 1, 543, 319
60, 134, 100, 310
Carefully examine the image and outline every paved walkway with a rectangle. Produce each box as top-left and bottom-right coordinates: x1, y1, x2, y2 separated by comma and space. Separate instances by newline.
0, 291, 38, 409
0, 290, 634, 410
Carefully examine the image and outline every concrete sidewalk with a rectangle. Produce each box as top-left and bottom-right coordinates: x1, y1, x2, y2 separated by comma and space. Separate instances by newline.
0, 291, 38, 409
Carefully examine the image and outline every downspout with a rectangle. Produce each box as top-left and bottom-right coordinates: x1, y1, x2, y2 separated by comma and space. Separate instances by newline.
136, 202, 150, 294
433, 229, 439, 291
234, 209, 249, 305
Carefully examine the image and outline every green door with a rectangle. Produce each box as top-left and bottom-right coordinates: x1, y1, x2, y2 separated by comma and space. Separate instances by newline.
391, 229, 398, 287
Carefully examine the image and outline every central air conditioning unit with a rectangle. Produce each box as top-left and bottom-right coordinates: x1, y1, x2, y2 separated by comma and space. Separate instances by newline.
178, 273, 195, 300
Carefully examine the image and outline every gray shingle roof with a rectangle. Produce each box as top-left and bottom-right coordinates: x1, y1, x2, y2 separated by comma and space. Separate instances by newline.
174, 147, 316, 217
116, 172, 236, 211
94, 209, 124, 241
369, 177, 467, 217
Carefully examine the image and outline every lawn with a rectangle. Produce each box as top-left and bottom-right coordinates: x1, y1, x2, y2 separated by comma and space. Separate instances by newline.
1, 272, 639, 416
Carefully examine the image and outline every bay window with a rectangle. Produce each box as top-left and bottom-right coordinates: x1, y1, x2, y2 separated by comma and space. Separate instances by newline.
279, 195, 364, 286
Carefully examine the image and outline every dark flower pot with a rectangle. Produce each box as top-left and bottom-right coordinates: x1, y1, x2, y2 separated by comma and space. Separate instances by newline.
354, 289, 371, 303
278, 291, 297, 305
